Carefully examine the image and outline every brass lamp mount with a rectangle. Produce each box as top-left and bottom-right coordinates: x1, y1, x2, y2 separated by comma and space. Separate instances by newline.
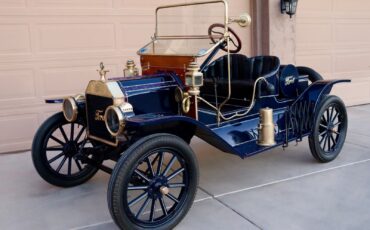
229, 13, 252, 27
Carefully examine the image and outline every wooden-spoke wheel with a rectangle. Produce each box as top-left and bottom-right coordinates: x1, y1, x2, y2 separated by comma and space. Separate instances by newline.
32, 112, 100, 187
108, 134, 198, 230
309, 96, 348, 163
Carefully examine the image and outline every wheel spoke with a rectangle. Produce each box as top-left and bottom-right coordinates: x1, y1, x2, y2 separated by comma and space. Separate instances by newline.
329, 107, 334, 123
75, 159, 83, 171
46, 147, 64, 151
48, 152, 65, 163
166, 193, 179, 203
322, 135, 329, 150
159, 197, 168, 216
319, 130, 327, 137
167, 168, 185, 181
331, 110, 339, 123
162, 155, 177, 176
56, 156, 67, 173
59, 126, 69, 142
135, 197, 150, 218
75, 127, 86, 142
156, 152, 164, 176
67, 157, 72, 175
128, 185, 149, 191
333, 121, 342, 127
330, 135, 337, 147
326, 109, 330, 124
50, 135, 65, 146
328, 134, 331, 152
149, 198, 156, 222
168, 183, 185, 188
319, 124, 328, 129
134, 169, 150, 183
319, 133, 326, 145
128, 191, 148, 207
70, 123, 75, 140
146, 158, 155, 178
333, 130, 340, 135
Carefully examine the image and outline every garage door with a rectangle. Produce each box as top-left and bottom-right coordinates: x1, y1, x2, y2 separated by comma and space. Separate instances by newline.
296, 0, 370, 106
0, 0, 251, 153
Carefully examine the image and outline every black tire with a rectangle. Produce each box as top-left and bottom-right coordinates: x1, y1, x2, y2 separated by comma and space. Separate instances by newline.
32, 112, 100, 187
297, 66, 324, 82
108, 133, 199, 230
309, 95, 348, 163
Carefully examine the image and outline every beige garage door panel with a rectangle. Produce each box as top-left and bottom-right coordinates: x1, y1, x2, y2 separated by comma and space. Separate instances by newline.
296, 0, 370, 106
0, 0, 251, 153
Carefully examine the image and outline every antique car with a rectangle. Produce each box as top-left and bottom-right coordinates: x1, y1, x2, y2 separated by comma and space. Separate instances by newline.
32, 1, 349, 229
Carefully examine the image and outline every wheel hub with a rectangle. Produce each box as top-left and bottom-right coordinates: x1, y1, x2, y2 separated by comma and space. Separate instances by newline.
63, 141, 78, 157
148, 176, 168, 198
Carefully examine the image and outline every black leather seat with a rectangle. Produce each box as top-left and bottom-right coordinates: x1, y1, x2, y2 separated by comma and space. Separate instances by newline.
201, 54, 280, 103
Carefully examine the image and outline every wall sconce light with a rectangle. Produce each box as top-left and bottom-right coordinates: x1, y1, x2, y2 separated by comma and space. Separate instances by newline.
281, 0, 298, 18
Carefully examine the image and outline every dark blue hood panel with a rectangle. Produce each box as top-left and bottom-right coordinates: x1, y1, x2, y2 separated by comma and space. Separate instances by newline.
110, 73, 182, 115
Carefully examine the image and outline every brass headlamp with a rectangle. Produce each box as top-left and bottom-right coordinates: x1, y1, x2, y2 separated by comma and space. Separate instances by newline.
62, 94, 85, 122
104, 102, 134, 137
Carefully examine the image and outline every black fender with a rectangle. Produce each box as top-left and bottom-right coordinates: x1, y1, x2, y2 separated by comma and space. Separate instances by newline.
125, 115, 237, 155
291, 79, 350, 121
45, 98, 64, 104
45, 97, 87, 123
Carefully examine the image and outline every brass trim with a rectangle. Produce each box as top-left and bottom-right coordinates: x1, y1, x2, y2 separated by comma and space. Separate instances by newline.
97, 62, 109, 82
85, 80, 125, 106
160, 186, 170, 195
182, 93, 191, 114
155, 0, 229, 38
85, 80, 125, 145
62, 97, 78, 122
174, 86, 184, 103
88, 133, 118, 147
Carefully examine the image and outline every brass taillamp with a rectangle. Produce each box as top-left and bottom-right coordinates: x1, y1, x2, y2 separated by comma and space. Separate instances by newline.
123, 60, 139, 77
257, 108, 276, 146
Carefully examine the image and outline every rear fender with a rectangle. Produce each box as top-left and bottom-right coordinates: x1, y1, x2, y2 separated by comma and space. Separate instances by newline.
310, 80, 350, 115
291, 80, 349, 112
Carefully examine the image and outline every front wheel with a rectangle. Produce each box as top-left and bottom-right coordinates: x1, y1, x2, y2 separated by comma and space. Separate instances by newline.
309, 96, 348, 163
108, 133, 199, 230
32, 112, 101, 187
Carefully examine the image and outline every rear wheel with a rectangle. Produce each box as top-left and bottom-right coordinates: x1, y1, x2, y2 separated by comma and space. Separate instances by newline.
32, 112, 101, 187
108, 133, 198, 230
309, 96, 348, 163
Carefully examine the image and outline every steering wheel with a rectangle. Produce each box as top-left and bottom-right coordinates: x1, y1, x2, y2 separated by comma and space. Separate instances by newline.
208, 23, 242, 54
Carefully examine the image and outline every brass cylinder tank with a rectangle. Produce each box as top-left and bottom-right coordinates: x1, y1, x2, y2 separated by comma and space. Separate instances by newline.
257, 108, 276, 146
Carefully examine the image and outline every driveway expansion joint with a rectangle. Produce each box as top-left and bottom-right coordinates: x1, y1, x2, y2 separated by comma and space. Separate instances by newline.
197, 186, 263, 230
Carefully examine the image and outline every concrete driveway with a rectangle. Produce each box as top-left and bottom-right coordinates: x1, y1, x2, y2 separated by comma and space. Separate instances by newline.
1, 105, 370, 230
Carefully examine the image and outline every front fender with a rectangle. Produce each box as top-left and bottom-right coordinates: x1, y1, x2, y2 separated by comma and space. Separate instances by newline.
125, 115, 238, 155
45, 97, 65, 104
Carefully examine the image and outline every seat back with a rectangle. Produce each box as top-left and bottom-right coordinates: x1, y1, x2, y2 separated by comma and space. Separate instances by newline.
202, 54, 280, 100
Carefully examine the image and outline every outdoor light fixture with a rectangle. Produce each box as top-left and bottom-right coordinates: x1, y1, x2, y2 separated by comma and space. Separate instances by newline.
281, 0, 298, 18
